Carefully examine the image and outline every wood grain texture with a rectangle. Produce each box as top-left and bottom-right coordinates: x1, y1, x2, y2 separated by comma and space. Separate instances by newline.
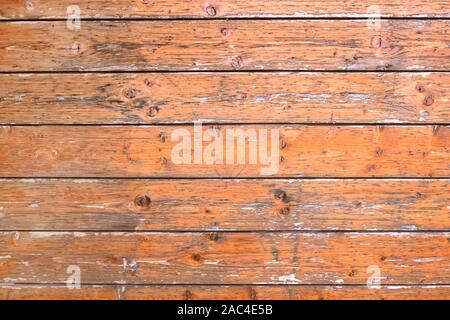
1, 0, 450, 19
1, 72, 449, 124
1, 20, 450, 71
1, 285, 449, 300
0, 232, 448, 284
0, 179, 448, 231
0, 125, 448, 178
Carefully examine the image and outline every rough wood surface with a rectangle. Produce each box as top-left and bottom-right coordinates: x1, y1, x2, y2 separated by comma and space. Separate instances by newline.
1, 0, 450, 19
0, 125, 448, 177
1, 285, 449, 300
1, 73, 449, 124
0, 232, 449, 284
1, 20, 450, 71
1, 0, 449, 301
0, 179, 448, 231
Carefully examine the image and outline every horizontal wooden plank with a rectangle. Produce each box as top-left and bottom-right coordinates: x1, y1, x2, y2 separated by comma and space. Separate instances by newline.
1, 284, 449, 300
1, 72, 449, 124
1, 1, 449, 19
0, 232, 448, 284
0, 179, 448, 231
0, 125, 448, 177
1, 20, 450, 71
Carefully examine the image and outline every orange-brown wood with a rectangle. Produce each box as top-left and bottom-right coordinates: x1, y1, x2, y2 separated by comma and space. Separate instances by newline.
1, 1, 449, 19
1, 73, 449, 124
0, 179, 448, 231
0, 232, 448, 284
0, 125, 448, 177
1, 285, 449, 300
1, 20, 450, 71
1, 0, 449, 301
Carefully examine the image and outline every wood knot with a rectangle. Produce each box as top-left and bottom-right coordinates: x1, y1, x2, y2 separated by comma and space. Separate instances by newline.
208, 232, 219, 242
159, 132, 167, 143
380, 255, 387, 262
148, 107, 159, 117
348, 269, 357, 277
144, 79, 154, 87
184, 289, 193, 300
279, 207, 290, 216
231, 56, 243, 69
416, 84, 426, 93
205, 5, 217, 16
280, 138, 287, 149
134, 195, 151, 207
191, 253, 202, 262
220, 27, 229, 36
274, 190, 287, 202
160, 156, 168, 166
371, 36, 383, 49
423, 94, 434, 106
123, 88, 137, 99
374, 147, 383, 157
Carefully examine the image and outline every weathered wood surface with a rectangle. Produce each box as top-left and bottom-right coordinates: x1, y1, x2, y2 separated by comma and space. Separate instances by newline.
0, 179, 448, 231
1, 20, 450, 71
0, 232, 449, 284
1, 73, 449, 124
1, 285, 449, 300
1, 0, 450, 19
0, 125, 448, 177
1, 1, 449, 301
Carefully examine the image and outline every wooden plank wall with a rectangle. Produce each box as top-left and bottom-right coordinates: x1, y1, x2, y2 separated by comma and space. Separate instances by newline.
0, 1, 449, 300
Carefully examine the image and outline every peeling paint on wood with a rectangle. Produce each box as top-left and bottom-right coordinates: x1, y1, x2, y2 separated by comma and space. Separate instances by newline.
1, 0, 450, 19
0, 179, 448, 231
0, 73, 449, 124
1, 21, 450, 71
0, 125, 448, 177
0, 232, 449, 285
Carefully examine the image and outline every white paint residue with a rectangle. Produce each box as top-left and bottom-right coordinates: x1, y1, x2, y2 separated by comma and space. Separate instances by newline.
412, 257, 444, 263
79, 204, 107, 209
116, 286, 126, 300
274, 273, 302, 284
74, 232, 88, 237
419, 110, 428, 122
29, 232, 60, 239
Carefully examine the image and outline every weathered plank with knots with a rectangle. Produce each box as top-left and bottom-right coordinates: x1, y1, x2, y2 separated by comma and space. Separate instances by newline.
1, 285, 449, 300
1, 0, 449, 19
1, 20, 450, 71
0, 232, 448, 284
0, 179, 448, 231
0, 125, 448, 177
1, 73, 449, 124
